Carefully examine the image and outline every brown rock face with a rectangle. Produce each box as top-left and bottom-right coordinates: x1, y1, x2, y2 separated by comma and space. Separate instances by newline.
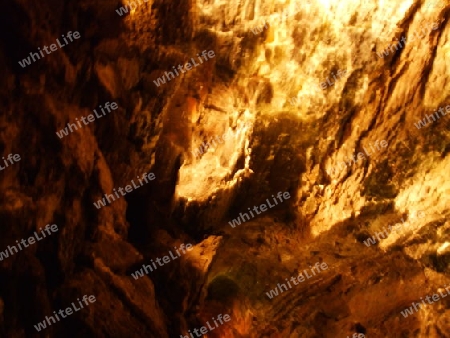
0, 0, 449, 337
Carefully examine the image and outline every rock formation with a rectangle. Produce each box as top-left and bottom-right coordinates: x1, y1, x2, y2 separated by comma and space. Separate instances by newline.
0, 0, 449, 336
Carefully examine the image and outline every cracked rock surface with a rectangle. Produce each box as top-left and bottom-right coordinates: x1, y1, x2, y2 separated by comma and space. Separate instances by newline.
0, 0, 449, 337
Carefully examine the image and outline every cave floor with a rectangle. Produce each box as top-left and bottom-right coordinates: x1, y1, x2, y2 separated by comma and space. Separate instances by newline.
202, 212, 449, 338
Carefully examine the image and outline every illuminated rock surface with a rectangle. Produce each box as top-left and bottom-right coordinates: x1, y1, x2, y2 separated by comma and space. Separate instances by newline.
0, 0, 449, 337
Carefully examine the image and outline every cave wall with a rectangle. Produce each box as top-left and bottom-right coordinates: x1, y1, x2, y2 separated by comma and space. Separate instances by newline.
0, 0, 170, 336
0, 0, 449, 337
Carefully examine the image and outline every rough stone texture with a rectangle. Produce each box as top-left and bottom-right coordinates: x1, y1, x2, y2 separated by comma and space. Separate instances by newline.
0, 0, 449, 337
